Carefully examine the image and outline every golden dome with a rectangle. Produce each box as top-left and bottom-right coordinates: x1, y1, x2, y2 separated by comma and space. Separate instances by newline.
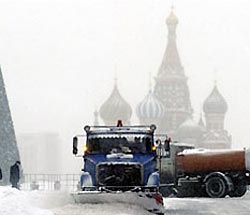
166, 8, 178, 25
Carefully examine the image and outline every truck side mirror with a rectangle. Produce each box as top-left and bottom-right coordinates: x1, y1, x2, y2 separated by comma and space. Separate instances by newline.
73, 136, 78, 155
155, 139, 163, 157
164, 138, 170, 151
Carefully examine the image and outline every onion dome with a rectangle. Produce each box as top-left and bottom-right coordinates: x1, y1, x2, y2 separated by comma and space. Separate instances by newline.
136, 90, 165, 119
203, 85, 228, 114
99, 83, 132, 125
177, 117, 204, 139
166, 8, 178, 26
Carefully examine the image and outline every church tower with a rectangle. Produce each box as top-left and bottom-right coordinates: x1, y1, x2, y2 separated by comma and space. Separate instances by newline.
202, 84, 231, 149
0, 67, 21, 184
154, 8, 192, 134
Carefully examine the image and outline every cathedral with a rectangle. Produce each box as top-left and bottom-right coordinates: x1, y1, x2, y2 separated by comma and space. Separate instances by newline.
97, 9, 232, 149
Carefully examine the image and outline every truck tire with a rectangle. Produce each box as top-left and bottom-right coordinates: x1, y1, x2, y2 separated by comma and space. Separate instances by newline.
205, 176, 228, 198
229, 181, 247, 197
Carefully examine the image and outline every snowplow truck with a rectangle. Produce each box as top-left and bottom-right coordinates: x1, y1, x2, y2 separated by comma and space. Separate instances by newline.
158, 140, 250, 198
72, 122, 164, 214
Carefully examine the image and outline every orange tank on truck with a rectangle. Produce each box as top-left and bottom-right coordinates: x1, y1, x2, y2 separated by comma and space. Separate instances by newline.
176, 149, 248, 173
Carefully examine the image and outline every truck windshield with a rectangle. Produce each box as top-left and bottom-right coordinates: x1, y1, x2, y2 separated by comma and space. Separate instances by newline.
86, 133, 153, 154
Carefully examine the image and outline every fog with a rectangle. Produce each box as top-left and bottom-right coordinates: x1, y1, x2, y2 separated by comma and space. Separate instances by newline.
0, 0, 250, 169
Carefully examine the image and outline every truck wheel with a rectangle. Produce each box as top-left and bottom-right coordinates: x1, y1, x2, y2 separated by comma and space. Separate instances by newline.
229, 181, 247, 197
205, 176, 228, 198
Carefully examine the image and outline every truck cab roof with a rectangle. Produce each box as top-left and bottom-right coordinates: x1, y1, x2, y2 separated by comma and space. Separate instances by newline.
84, 125, 156, 136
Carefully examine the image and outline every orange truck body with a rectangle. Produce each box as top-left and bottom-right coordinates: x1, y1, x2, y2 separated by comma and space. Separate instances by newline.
176, 149, 246, 173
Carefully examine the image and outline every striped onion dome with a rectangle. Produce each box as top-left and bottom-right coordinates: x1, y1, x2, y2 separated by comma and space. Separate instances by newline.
136, 90, 165, 119
99, 83, 132, 124
203, 85, 228, 114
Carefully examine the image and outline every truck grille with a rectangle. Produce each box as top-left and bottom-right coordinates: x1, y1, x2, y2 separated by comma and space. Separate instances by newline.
97, 163, 143, 189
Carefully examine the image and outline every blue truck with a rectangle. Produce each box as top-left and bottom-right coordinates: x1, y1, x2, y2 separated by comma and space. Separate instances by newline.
72, 121, 164, 214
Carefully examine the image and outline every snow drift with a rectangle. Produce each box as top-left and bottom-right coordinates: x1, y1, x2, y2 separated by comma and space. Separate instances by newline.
0, 186, 53, 215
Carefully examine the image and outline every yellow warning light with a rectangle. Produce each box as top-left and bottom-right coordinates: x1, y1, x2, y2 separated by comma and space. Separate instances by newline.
152, 145, 157, 151
83, 145, 88, 152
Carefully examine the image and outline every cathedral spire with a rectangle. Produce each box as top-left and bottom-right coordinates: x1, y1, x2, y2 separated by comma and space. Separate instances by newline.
154, 7, 192, 133
166, 5, 178, 28
158, 7, 183, 77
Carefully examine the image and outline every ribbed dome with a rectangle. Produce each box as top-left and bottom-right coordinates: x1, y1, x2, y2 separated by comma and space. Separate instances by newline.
136, 90, 165, 119
166, 9, 178, 26
99, 84, 132, 124
203, 85, 228, 114
177, 117, 204, 139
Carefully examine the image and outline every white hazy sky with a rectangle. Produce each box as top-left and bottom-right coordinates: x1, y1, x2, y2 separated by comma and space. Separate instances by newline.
0, 0, 250, 149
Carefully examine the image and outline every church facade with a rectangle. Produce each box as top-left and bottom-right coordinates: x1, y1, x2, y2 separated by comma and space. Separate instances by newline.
97, 9, 231, 149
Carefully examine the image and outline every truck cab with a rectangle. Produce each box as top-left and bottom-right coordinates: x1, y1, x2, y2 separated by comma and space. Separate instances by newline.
160, 142, 194, 184
73, 123, 160, 191
155, 138, 194, 196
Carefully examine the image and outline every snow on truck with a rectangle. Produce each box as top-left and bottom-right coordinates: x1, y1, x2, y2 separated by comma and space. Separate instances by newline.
72, 121, 164, 214
158, 139, 250, 198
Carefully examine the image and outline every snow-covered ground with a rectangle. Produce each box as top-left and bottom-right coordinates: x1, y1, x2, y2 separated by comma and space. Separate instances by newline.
0, 186, 151, 215
0, 186, 52, 215
1, 186, 250, 215
164, 193, 250, 215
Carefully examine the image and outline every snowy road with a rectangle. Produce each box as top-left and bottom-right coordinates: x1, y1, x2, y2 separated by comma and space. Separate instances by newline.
52, 193, 250, 215
51, 192, 250, 215
2, 186, 250, 215
164, 196, 250, 215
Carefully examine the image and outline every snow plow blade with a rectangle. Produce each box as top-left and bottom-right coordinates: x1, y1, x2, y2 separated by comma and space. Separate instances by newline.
71, 187, 165, 214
